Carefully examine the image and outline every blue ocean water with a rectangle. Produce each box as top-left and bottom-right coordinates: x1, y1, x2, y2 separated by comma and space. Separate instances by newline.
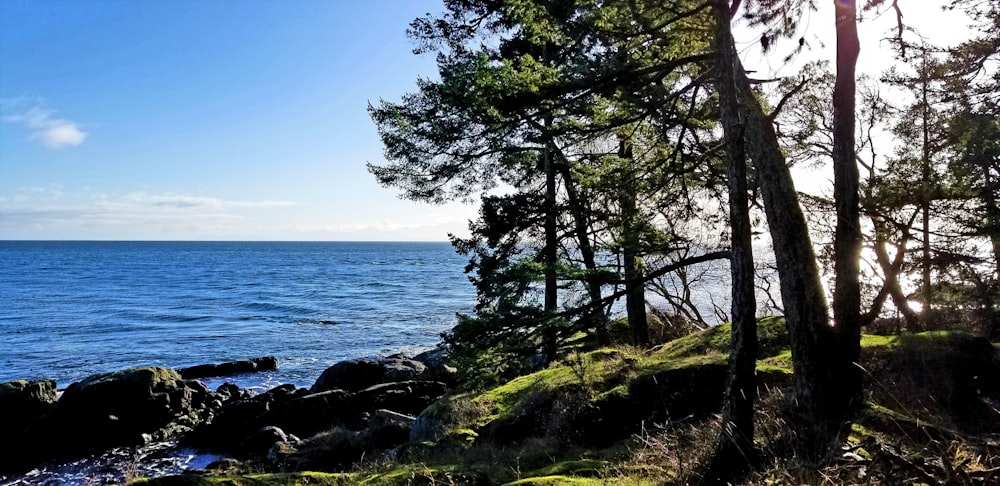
0, 241, 475, 390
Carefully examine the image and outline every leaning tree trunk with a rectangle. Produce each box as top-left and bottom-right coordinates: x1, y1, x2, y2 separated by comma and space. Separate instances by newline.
705, 1, 758, 480
714, 0, 840, 463
832, 0, 864, 417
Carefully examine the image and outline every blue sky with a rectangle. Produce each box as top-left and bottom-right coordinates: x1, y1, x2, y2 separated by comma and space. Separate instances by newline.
0, 1, 967, 241
0, 0, 477, 240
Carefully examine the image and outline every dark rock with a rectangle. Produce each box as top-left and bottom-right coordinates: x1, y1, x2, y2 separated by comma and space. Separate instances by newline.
413, 347, 459, 386
264, 389, 351, 437
215, 382, 249, 401
53, 367, 205, 448
186, 383, 306, 451
310, 358, 427, 393
382, 358, 427, 383
0, 379, 57, 423
1, 367, 212, 474
58, 367, 187, 421
187, 397, 272, 450
864, 332, 1000, 433
242, 426, 290, 457
205, 457, 243, 471
177, 356, 278, 380
0, 380, 58, 472
352, 380, 448, 417
310, 359, 382, 393
273, 422, 411, 471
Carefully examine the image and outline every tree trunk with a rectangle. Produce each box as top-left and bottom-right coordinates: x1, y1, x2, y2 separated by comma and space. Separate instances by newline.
920, 51, 934, 324
543, 114, 559, 361
714, 0, 838, 463
831, 0, 864, 417
705, 2, 758, 479
873, 226, 920, 330
618, 141, 650, 346
556, 159, 610, 345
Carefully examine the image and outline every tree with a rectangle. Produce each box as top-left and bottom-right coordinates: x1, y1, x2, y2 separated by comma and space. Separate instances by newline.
706, 0, 758, 479
373, 0, 727, 382
714, 0, 855, 463
831, 0, 863, 412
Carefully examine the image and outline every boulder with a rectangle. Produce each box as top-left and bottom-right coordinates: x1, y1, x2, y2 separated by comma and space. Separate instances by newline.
0, 366, 213, 473
351, 380, 448, 417
185, 383, 304, 450
54, 367, 205, 448
264, 389, 351, 437
271, 422, 411, 472
0, 379, 57, 423
0, 380, 58, 472
413, 348, 459, 386
216, 382, 251, 401
177, 356, 278, 380
242, 426, 290, 457
311, 358, 426, 393
190, 377, 447, 453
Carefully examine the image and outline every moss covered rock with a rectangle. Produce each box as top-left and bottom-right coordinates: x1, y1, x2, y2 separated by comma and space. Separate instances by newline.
0, 379, 59, 472
0, 379, 57, 422
861, 330, 1000, 432
53, 367, 209, 457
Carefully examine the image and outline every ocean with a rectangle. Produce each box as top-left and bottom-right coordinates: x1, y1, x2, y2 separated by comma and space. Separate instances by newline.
0, 241, 475, 390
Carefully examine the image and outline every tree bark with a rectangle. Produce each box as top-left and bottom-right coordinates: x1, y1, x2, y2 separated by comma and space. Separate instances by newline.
705, 2, 758, 480
618, 141, 650, 346
920, 50, 934, 324
556, 160, 610, 344
872, 224, 920, 329
714, 0, 838, 463
832, 0, 864, 417
543, 113, 559, 361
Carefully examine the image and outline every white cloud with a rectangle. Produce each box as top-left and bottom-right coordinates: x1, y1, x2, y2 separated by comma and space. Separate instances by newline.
0, 189, 299, 239
39, 121, 86, 148
104, 193, 297, 210
2, 102, 87, 148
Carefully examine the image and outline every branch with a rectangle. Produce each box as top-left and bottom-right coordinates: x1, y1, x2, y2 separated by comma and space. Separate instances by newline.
768, 77, 810, 121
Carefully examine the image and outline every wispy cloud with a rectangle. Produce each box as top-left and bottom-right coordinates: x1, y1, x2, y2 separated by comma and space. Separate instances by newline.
2, 99, 87, 148
0, 188, 298, 238
99, 193, 297, 210
289, 212, 468, 235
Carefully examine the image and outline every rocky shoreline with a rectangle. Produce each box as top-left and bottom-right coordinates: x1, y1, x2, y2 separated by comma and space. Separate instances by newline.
0, 350, 457, 483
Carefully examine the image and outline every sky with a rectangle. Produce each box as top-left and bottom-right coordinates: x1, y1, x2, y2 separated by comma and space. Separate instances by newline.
0, 0, 973, 241
0, 0, 475, 241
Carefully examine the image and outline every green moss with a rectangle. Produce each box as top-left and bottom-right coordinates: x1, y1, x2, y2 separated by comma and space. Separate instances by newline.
860, 401, 964, 441
358, 463, 497, 485
862, 330, 978, 351
466, 346, 646, 427
504, 476, 605, 485
0, 380, 30, 397
77, 367, 181, 389
641, 352, 727, 376
445, 428, 479, 445
650, 323, 732, 360
646, 317, 788, 363
129, 471, 355, 485
758, 349, 793, 372
525, 459, 607, 477
755, 363, 793, 376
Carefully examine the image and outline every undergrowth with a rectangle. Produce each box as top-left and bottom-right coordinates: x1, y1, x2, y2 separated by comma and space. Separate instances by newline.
129, 319, 1000, 485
